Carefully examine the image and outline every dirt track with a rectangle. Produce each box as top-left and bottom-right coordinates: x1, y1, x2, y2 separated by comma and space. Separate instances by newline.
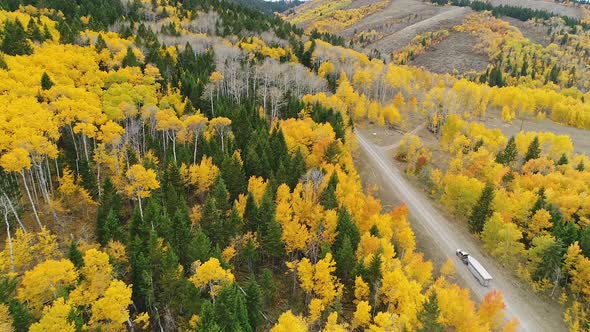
364, 6, 470, 54
356, 130, 567, 332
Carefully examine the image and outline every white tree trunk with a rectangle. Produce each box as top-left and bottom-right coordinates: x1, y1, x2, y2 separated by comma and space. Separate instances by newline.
21, 171, 42, 230
3, 211, 14, 272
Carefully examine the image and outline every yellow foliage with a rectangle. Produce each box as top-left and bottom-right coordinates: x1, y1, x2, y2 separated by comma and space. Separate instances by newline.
17, 259, 78, 315
29, 298, 75, 332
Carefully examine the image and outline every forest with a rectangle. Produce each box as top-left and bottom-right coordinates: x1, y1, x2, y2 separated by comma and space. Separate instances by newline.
0, 0, 588, 331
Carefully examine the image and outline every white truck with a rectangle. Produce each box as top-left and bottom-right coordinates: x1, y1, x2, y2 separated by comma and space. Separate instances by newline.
456, 249, 492, 287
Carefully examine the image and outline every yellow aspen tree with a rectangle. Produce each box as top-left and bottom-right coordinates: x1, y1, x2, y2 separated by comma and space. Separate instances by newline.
208, 71, 224, 115
69, 249, 113, 306
29, 298, 75, 332
354, 276, 370, 303
0, 147, 42, 229
17, 259, 78, 315
0, 304, 14, 332
209, 117, 232, 152
322, 312, 347, 332
89, 280, 133, 332
352, 301, 372, 328
183, 157, 220, 195
183, 113, 208, 164
125, 164, 160, 223
189, 258, 235, 299
271, 310, 308, 332
155, 108, 183, 162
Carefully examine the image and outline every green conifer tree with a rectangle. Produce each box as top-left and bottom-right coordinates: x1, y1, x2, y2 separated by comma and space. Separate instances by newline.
468, 182, 495, 233
417, 292, 443, 332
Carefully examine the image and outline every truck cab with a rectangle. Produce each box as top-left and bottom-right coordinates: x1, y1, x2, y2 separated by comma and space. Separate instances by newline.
456, 249, 469, 265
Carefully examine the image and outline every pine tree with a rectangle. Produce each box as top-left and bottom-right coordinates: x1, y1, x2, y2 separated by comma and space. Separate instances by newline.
468, 182, 495, 233
244, 278, 263, 330
530, 187, 546, 217
335, 235, 355, 284
1, 19, 32, 56
417, 292, 443, 332
557, 153, 568, 165
188, 226, 212, 264
96, 177, 123, 246
172, 204, 193, 270
40, 72, 54, 90
496, 136, 517, 166
320, 172, 338, 209
0, 53, 7, 70
201, 195, 221, 245
579, 226, 590, 257
26, 18, 42, 41
243, 193, 258, 233
95, 33, 107, 52
211, 178, 231, 214
101, 209, 124, 244
524, 136, 541, 162
221, 155, 247, 201
576, 160, 585, 171
207, 285, 253, 332
122, 46, 140, 67
552, 221, 578, 248
533, 239, 565, 282
333, 209, 360, 252
67, 241, 84, 269
289, 149, 306, 189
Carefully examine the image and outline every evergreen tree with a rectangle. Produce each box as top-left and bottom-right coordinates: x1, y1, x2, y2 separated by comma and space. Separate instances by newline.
40, 72, 54, 90
288, 149, 306, 189
0, 277, 34, 331
171, 203, 193, 270
201, 195, 221, 245
96, 177, 122, 246
335, 235, 355, 284
122, 46, 140, 67
333, 209, 360, 253
1, 19, 32, 55
221, 154, 247, 201
42, 24, 52, 41
244, 278, 263, 331
417, 292, 443, 332
102, 209, 124, 244
320, 172, 338, 209
67, 241, 84, 269
533, 239, 565, 282
211, 178, 231, 214
524, 136, 541, 162
576, 160, 585, 171
188, 226, 212, 264
579, 226, 590, 258
496, 136, 517, 166
557, 153, 569, 165
468, 182, 495, 233
202, 285, 253, 332
26, 18, 42, 41
530, 187, 547, 217
259, 268, 277, 305
95, 33, 107, 52
552, 221, 578, 248
0, 53, 7, 70
243, 193, 258, 233
197, 301, 222, 331
258, 191, 284, 260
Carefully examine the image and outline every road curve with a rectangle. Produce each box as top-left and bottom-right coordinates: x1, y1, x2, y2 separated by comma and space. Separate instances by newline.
355, 130, 566, 332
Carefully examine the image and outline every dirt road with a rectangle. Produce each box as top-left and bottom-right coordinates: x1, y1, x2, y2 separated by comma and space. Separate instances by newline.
355, 130, 566, 332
